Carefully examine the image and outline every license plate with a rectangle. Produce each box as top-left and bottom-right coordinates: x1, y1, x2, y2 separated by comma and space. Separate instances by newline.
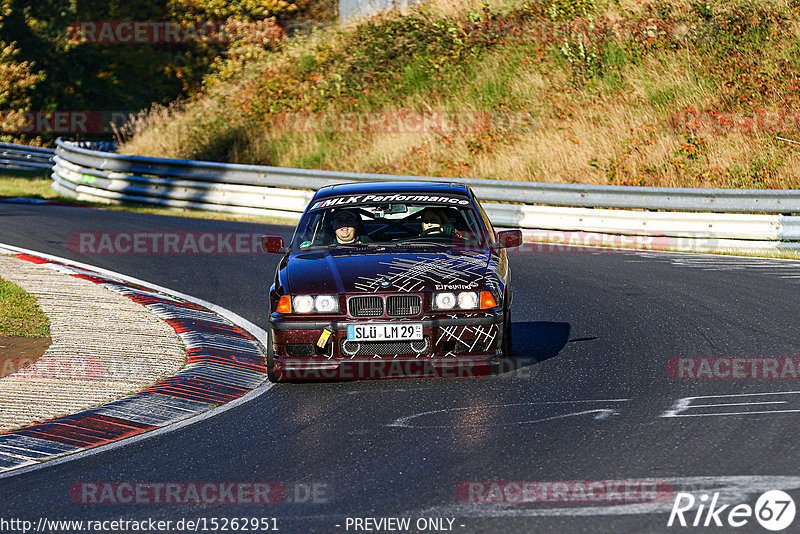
347, 323, 423, 341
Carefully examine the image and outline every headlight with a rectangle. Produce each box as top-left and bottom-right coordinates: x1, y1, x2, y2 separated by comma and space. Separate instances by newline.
291, 294, 339, 314
457, 291, 478, 309
293, 295, 314, 314
433, 292, 456, 310
314, 295, 339, 313
433, 291, 479, 310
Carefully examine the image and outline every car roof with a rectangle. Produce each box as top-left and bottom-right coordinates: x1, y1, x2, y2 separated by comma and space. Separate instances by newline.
313, 181, 470, 200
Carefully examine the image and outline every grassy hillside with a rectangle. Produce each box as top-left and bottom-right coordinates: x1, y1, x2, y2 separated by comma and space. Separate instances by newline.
120, 0, 800, 189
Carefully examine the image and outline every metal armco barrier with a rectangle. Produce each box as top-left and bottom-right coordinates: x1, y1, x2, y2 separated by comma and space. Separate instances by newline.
339, 0, 418, 22
23, 138, 800, 250
0, 143, 54, 175
52, 139, 800, 213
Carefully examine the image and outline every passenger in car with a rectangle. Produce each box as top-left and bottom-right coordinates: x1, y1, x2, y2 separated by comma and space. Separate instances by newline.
419, 207, 461, 238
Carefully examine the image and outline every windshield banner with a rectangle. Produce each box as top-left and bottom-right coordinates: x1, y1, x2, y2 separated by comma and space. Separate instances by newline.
310, 194, 470, 210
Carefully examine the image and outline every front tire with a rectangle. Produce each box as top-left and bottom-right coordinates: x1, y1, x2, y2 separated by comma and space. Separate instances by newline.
501, 308, 513, 358
266, 330, 283, 383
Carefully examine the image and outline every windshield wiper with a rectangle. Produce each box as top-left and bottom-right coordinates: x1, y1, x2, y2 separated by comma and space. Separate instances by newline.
390, 240, 451, 247
327, 242, 380, 248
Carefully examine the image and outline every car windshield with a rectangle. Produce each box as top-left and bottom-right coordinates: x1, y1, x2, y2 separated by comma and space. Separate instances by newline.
292, 199, 487, 251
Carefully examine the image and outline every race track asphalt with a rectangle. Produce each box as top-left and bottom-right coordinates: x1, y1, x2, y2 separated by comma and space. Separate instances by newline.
2, 201, 800, 533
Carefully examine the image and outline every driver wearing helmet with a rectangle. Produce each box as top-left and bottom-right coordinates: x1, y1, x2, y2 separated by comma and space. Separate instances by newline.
331, 209, 372, 244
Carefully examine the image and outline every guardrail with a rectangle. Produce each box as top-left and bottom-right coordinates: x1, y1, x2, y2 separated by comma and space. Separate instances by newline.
339, 0, 418, 22
0, 143, 54, 176
52, 139, 800, 213
26, 138, 800, 252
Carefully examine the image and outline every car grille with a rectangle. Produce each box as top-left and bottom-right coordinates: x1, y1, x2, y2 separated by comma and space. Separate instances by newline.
341, 337, 430, 357
386, 295, 421, 316
348, 296, 383, 317
348, 295, 422, 317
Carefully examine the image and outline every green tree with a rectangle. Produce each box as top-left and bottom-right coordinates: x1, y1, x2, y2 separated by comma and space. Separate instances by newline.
0, 1, 44, 140
0, 0, 332, 143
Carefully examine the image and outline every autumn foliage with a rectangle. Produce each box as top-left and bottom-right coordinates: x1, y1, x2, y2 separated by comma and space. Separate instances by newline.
0, 0, 332, 143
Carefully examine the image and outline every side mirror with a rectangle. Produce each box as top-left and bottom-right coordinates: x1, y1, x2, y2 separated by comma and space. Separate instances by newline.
496, 230, 522, 249
261, 235, 286, 254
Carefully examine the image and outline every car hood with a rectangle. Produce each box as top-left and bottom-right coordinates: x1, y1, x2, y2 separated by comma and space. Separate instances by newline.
285, 248, 495, 295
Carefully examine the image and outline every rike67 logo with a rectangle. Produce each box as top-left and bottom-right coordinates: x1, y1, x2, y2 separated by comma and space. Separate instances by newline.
668, 490, 796, 531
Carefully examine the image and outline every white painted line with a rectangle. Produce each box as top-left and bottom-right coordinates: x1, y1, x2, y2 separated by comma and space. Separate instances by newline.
528, 238, 800, 261
663, 409, 800, 417
688, 401, 787, 408
627, 247, 800, 262
0, 241, 275, 479
387, 400, 630, 428
661, 391, 800, 418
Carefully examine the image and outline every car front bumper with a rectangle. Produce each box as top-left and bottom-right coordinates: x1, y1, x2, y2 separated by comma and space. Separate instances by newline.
269, 312, 504, 380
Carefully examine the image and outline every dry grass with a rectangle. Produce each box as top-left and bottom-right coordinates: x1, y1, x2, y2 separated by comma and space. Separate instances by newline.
425, 0, 477, 18
0, 176, 60, 199
120, 85, 800, 188
117, 102, 189, 157
118, 0, 800, 189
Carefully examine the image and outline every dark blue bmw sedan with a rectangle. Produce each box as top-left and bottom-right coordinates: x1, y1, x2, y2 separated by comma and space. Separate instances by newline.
261, 181, 520, 381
